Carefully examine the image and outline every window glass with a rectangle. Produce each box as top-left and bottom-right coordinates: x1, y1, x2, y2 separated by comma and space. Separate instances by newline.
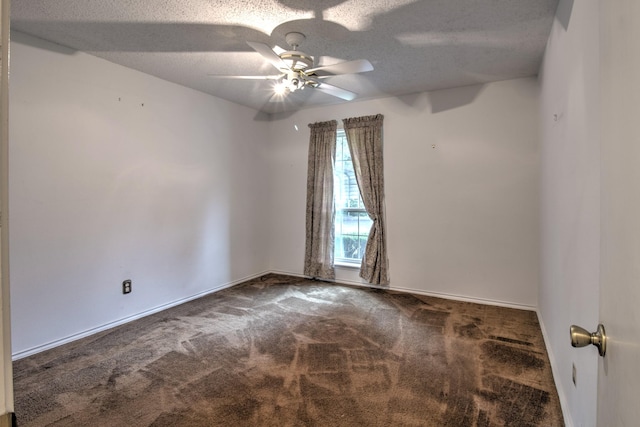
334, 130, 371, 263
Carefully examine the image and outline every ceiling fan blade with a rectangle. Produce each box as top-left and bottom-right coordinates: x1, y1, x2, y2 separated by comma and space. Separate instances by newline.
247, 41, 289, 71
315, 82, 357, 101
208, 74, 283, 80
307, 59, 373, 76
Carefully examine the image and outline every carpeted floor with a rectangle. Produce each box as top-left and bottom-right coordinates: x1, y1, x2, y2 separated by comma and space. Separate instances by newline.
13, 274, 564, 426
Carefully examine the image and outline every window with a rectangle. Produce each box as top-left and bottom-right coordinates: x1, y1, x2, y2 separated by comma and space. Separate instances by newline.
334, 130, 372, 264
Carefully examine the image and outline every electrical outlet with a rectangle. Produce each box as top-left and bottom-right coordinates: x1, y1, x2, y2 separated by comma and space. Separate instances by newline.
122, 279, 132, 294
572, 363, 577, 386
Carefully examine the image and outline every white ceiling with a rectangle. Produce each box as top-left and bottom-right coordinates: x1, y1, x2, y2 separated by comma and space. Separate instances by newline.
11, 0, 559, 116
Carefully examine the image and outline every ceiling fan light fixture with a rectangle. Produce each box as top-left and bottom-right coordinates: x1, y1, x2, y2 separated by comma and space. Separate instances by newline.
273, 80, 288, 95
273, 73, 305, 95
240, 32, 371, 102
289, 78, 300, 92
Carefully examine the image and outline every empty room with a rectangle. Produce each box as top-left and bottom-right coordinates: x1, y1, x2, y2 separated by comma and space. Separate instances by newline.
0, 0, 638, 426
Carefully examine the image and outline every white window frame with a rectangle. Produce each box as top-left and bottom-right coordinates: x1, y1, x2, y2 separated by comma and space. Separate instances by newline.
334, 129, 371, 266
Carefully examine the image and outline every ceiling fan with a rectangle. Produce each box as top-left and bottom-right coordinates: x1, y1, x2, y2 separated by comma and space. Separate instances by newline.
210, 32, 374, 101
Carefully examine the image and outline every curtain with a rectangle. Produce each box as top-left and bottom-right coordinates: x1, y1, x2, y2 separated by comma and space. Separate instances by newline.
304, 120, 337, 280
342, 114, 389, 285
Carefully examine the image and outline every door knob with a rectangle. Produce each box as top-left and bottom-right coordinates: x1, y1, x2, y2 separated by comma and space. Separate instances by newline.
570, 324, 607, 357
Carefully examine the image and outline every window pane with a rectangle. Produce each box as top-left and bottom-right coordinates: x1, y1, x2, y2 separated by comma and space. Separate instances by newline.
334, 131, 371, 263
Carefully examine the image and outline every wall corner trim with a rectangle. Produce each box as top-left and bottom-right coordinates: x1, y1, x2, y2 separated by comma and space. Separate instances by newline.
0, 412, 16, 427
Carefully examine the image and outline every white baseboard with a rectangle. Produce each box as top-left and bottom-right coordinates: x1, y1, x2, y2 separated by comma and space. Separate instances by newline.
13, 269, 536, 360
536, 310, 574, 427
269, 268, 536, 311
12, 270, 270, 360
268, 269, 307, 279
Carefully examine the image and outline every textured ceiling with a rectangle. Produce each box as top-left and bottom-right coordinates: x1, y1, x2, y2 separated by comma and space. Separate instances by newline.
11, 0, 559, 115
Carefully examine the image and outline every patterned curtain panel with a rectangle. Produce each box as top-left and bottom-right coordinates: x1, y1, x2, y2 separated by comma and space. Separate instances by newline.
342, 114, 389, 285
304, 120, 337, 280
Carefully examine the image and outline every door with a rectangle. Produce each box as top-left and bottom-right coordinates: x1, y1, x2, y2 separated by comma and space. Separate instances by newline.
597, 1, 640, 425
0, 0, 11, 420
0, 0, 11, 421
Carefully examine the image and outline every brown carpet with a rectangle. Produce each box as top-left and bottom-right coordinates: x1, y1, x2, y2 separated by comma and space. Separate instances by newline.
13, 274, 564, 426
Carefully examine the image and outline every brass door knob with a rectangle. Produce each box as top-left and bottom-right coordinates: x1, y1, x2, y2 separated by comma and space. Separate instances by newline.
570, 324, 607, 357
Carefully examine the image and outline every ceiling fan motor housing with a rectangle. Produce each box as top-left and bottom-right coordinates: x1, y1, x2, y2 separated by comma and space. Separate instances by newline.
279, 32, 313, 71
279, 51, 313, 71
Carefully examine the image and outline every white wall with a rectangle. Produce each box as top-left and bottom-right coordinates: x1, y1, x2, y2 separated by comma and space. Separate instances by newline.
9, 31, 270, 357
538, 1, 600, 426
267, 78, 540, 308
